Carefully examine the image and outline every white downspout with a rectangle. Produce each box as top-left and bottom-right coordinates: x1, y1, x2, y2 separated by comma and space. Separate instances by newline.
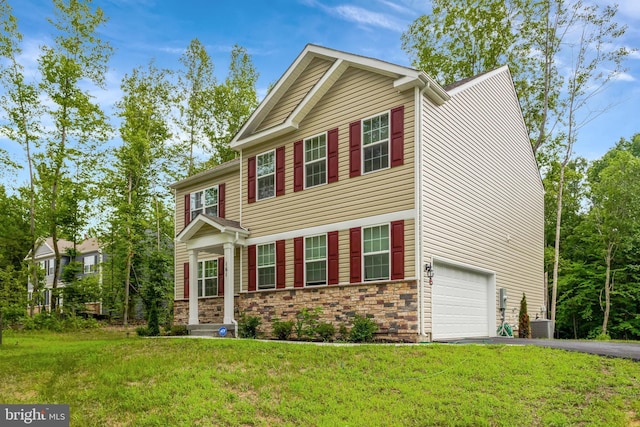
231, 231, 240, 337
415, 85, 426, 339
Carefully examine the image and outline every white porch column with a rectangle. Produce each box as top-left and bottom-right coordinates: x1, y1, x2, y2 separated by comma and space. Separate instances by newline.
188, 249, 199, 325
223, 243, 235, 324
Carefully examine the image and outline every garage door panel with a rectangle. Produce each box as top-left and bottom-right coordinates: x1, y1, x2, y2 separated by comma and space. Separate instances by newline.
432, 261, 493, 340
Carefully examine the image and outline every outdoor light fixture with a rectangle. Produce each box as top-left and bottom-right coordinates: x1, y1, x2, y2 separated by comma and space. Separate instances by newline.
425, 262, 435, 279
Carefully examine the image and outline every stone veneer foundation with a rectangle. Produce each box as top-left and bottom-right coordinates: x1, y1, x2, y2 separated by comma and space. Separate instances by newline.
174, 280, 419, 342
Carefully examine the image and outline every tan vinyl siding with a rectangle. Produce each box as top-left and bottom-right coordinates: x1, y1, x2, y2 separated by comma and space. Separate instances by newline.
421, 69, 544, 334
257, 57, 335, 132
174, 169, 241, 299
241, 219, 415, 291
243, 66, 415, 238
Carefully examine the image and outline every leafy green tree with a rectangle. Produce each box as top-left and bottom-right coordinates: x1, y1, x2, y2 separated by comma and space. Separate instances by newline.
0, 0, 44, 299
177, 38, 215, 176
585, 149, 640, 336
207, 45, 259, 166
37, 0, 112, 311
104, 62, 174, 325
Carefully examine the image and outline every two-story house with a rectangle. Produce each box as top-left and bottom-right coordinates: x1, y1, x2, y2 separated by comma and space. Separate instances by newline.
171, 45, 544, 341
27, 237, 103, 314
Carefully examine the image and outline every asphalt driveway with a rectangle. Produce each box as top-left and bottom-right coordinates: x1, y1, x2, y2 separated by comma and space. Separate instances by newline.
443, 337, 640, 361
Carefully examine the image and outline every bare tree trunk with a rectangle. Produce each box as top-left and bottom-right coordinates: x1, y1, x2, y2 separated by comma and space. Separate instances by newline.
602, 244, 613, 336
550, 161, 566, 325
123, 173, 133, 326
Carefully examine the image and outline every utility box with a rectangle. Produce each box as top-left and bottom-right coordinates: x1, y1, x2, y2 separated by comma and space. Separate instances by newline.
530, 320, 554, 339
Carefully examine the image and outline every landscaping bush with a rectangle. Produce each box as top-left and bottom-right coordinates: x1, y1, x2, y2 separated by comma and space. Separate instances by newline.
315, 322, 335, 342
271, 319, 295, 340
518, 293, 531, 338
349, 314, 378, 342
135, 326, 151, 337
167, 325, 188, 336
295, 307, 322, 340
238, 314, 262, 339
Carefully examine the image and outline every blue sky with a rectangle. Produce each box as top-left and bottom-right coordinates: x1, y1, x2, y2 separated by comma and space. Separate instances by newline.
2, 0, 639, 190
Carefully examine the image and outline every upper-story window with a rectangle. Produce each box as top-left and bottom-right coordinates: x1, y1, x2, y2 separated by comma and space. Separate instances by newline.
191, 186, 218, 219
305, 133, 327, 188
257, 243, 276, 289
362, 112, 389, 173
257, 151, 275, 200
197, 259, 218, 297
363, 224, 390, 281
83, 256, 96, 274
305, 234, 326, 286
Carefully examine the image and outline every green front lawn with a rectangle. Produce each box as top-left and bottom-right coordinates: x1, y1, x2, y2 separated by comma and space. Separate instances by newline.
1, 330, 639, 426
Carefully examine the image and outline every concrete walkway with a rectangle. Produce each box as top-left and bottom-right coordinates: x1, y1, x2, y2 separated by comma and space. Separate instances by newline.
444, 337, 640, 361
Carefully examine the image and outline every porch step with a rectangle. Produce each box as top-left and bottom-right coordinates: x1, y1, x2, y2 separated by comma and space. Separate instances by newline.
188, 324, 237, 338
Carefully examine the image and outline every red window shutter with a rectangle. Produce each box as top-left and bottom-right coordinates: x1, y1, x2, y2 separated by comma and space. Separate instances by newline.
293, 140, 303, 192
349, 121, 361, 177
328, 231, 339, 285
184, 194, 191, 226
294, 237, 304, 287
276, 146, 285, 196
218, 183, 225, 218
276, 240, 286, 289
247, 156, 256, 204
248, 245, 256, 291
217, 257, 224, 296
349, 227, 361, 283
328, 128, 339, 183
183, 262, 190, 298
391, 220, 405, 280
390, 106, 404, 167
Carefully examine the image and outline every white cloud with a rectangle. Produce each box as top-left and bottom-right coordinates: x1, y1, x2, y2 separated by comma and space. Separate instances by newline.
301, 0, 406, 32
610, 71, 635, 82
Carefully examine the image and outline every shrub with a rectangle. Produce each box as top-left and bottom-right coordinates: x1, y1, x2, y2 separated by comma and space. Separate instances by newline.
272, 319, 295, 340
295, 307, 322, 340
595, 333, 611, 341
168, 325, 188, 336
136, 326, 151, 337
337, 323, 349, 341
349, 314, 378, 342
316, 322, 336, 342
238, 314, 262, 339
518, 293, 531, 338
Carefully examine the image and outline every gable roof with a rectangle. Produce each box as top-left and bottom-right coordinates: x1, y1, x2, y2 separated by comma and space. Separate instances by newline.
169, 158, 240, 191
230, 44, 450, 150
176, 214, 249, 243
25, 237, 101, 260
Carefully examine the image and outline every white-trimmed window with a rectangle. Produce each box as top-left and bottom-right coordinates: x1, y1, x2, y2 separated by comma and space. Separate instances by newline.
305, 133, 327, 188
197, 259, 218, 297
257, 243, 276, 289
83, 256, 96, 274
305, 235, 326, 286
191, 186, 218, 219
362, 112, 389, 173
257, 151, 275, 200
363, 224, 390, 281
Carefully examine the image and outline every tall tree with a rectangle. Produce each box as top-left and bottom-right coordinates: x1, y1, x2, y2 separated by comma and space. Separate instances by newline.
106, 62, 174, 325
177, 38, 216, 176
37, 0, 112, 311
0, 0, 44, 305
586, 149, 640, 336
208, 44, 259, 165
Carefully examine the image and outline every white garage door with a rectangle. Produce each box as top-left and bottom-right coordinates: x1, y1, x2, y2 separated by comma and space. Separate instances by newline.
432, 261, 494, 340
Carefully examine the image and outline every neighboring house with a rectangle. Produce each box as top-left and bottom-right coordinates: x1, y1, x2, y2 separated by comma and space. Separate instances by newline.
170, 45, 544, 341
26, 237, 104, 314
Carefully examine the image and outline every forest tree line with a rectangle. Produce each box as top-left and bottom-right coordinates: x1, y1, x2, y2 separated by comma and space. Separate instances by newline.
1, 0, 638, 339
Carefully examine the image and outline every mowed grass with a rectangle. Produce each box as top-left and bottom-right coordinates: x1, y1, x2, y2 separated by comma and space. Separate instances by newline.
1, 330, 639, 426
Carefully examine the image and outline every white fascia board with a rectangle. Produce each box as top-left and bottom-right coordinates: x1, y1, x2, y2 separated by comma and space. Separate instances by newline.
177, 216, 249, 243
446, 66, 510, 97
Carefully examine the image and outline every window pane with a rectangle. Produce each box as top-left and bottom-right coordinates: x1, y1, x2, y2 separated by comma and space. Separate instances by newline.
364, 225, 389, 254
205, 187, 217, 207
258, 175, 275, 199
258, 244, 275, 267
364, 254, 389, 280
306, 260, 326, 285
363, 142, 389, 173
258, 266, 275, 289
305, 135, 326, 162
205, 206, 218, 217
205, 278, 216, 296
362, 113, 389, 146
257, 152, 275, 176
197, 279, 203, 297
305, 161, 326, 188
305, 235, 326, 260
192, 191, 203, 210
204, 260, 217, 277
